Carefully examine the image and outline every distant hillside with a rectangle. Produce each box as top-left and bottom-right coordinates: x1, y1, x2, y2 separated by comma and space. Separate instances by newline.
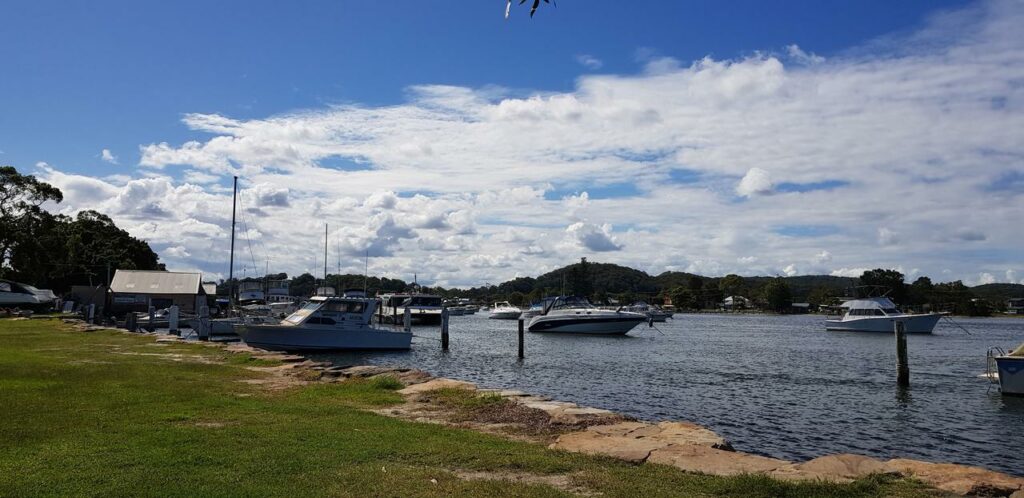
970, 283, 1024, 302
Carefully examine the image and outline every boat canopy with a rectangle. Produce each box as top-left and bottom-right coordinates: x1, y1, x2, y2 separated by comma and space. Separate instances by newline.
839, 297, 898, 310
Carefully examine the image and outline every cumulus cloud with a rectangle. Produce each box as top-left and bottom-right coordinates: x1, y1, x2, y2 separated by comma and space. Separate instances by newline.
878, 228, 899, 246
786, 44, 825, 65
978, 272, 997, 285
814, 250, 833, 264
783, 264, 799, 276
736, 168, 773, 197
565, 222, 623, 252
101, 149, 118, 164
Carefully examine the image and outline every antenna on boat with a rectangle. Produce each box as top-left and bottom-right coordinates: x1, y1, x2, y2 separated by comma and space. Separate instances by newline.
228, 176, 238, 310
363, 249, 369, 295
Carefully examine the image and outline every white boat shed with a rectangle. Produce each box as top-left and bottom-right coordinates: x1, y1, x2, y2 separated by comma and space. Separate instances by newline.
109, 270, 207, 314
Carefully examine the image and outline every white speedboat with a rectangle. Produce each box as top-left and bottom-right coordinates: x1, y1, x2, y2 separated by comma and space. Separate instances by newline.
527, 296, 647, 335
0, 280, 43, 308
825, 297, 942, 333
236, 295, 412, 351
489, 301, 522, 320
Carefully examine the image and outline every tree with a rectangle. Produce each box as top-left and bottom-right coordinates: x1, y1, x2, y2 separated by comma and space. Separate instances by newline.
858, 269, 907, 303
807, 286, 838, 308
289, 273, 316, 297
718, 274, 745, 298
668, 286, 698, 311
761, 277, 793, 313
687, 275, 704, 293
908, 276, 934, 307
0, 166, 63, 275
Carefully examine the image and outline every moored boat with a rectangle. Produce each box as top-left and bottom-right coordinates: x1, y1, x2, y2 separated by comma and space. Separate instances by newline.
990, 344, 1024, 396
488, 301, 522, 320
527, 296, 646, 335
825, 297, 942, 333
237, 295, 412, 351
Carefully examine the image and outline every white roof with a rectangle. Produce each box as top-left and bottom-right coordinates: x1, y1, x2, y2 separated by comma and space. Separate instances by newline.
203, 283, 218, 296
110, 270, 203, 295
840, 297, 896, 309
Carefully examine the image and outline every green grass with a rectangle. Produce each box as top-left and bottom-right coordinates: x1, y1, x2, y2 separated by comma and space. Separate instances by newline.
0, 319, 940, 497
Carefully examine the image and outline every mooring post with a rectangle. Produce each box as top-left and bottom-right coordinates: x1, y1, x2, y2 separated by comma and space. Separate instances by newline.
147, 306, 156, 332
87, 304, 96, 324
168, 305, 180, 335
403, 307, 412, 333
518, 318, 525, 359
392, 305, 398, 326
441, 307, 450, 351
198, 305, 210, 341
895, 319, 909, 387
126, 313, 137, 332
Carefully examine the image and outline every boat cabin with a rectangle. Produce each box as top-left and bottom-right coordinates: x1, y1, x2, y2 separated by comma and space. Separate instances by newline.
839, 297, 903, 317
283, 296, 376, 327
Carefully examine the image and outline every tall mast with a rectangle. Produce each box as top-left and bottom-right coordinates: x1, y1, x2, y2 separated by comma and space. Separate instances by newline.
323, 223, 328, 294
228, 176, 238, 308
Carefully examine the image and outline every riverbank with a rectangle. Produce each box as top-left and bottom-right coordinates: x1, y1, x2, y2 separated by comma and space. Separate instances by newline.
0, 319, 1018, 497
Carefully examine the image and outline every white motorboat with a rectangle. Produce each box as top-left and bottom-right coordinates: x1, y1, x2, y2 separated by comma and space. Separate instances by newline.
379, 293, 443, 325
236, 295, 412, 351
489, 301, 522, 320
527, 296, 647, 335
624, 301, 673, 322
825, 297, 942, 333
520, 297, 556, 321
990, 344, 1024, 396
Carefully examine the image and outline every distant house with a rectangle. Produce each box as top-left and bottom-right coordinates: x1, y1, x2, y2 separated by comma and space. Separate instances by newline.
721, 296, 750, 310
1008, 298, 1024, 315
267, 279, 295, 303
791, 302, 812, 314
109, 270, 207, 314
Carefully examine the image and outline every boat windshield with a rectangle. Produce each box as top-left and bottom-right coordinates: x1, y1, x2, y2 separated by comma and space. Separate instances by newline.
882, 308, 902, 315
550, 296, 594, 310
285, 301, 321, 324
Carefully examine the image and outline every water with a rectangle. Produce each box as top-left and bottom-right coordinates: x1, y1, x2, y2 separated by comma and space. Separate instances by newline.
311, 314, 1024, 476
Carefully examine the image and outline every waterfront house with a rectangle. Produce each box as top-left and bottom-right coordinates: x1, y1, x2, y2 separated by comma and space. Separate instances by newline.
1007, 298, 1024, 315
721, 295, 750, 310
109, 270, 207, 314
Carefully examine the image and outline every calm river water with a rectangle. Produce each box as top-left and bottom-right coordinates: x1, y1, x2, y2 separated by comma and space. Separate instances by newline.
312, 313, 1024, 476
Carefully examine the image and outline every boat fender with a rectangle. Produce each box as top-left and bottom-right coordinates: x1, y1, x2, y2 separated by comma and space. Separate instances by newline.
648, 317, 654, 328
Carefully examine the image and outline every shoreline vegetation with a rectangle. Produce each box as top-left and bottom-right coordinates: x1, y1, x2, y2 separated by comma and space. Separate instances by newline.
3, 318, 1023, 496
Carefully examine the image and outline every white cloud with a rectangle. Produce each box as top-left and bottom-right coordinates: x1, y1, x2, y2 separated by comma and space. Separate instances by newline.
565, 222, 623, 252
783, 264, 799, 276
786, 44, 825, 65
32, 0, 1024, 287
576, 54, 604, 70
978, 272, 997, 285
831, 268, 871, 278
101, 149, 118, 164
736, 168, 773, 197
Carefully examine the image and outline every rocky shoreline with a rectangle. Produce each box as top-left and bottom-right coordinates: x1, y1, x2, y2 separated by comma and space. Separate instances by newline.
66, 319, 1024, 497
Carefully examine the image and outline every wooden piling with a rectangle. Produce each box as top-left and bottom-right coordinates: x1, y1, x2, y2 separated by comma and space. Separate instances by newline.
87, 304, 95, 324
518, 318, 525, 359
168, 305, 179, 335
147, 306, 156, 332
895, 320, 909, 387
403, 307, 412, 333
441, 307, 450, 351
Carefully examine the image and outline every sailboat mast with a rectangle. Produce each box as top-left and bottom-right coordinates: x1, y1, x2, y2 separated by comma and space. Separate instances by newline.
228, 176, 238, 307
323, 224, 328, 293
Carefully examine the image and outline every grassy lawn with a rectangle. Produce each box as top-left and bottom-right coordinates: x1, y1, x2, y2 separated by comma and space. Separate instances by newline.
0, 319, 939, 497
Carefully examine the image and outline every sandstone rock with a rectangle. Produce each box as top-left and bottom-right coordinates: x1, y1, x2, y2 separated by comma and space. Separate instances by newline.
651, 421, 732, 450
388, 369, 432, 385
1010, 489, 1024, 498
886, 458, 1024, 496
398, 378, 477, 396
769, 454, 891, 482
550, 430, 660, 462
647, 444, 790, 476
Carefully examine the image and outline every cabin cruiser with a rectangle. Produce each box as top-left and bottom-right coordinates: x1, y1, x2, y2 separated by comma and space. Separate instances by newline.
624, 301, 673, 322
378, 292, 443, 325
825, 297, 942, 333
520, 297, 556, 321
236, 294, 412, 351
488, 301, 522, 320
527, 296, 647, 335
0, 280, 43, 308
991, 345, 1024, 396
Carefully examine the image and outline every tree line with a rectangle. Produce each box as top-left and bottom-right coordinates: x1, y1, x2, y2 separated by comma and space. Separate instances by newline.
0, 166, 164, 292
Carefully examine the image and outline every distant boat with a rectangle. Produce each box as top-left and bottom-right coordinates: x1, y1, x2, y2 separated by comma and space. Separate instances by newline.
378, 292, 443, 325
624, 301, 673, 322
527, 296, 647, 335
520, 298, 556, 321
825, 297, 942, 333
236, 295, 412, 351
488, 301, 522, 320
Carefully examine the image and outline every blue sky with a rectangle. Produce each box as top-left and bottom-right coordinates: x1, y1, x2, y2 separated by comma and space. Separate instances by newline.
3, 0, 1022, 287
1, 0, 969, 173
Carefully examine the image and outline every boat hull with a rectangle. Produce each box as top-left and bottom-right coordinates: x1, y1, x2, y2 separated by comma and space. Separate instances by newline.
489, 311, 521, 320
995, 356, 1024, 396
825, 314, 941, 334
237, 324, 412, 351
528, 315, 646, 335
